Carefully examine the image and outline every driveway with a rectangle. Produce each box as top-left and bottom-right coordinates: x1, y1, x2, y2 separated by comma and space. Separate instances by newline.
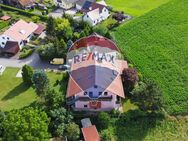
0, 52, 58, 70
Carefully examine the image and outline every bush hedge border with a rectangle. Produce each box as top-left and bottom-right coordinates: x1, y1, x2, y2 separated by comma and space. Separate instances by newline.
0, 4, 48, 21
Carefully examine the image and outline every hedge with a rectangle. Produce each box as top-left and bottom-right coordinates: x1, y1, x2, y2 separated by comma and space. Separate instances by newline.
0, 4, 48, 21
19, 49, 34, 59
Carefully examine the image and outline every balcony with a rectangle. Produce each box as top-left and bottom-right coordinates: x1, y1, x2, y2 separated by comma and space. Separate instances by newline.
78, 95, 113, 101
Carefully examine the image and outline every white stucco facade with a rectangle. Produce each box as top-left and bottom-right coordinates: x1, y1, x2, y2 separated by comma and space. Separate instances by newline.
83, 7, 110, 26
73, 88, 121, 111
0, 35, 13, 48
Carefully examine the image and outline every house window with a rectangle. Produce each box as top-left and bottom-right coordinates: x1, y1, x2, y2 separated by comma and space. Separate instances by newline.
2, 37, 5, 39
84, 105, 87, 108
98, 92, 102, 96
2, 42, 4, 45
89, 92, 93, 97
7, 37, 9, 40
104, 92, 108, 96
84, 91, 87, 95
94, 85, 98, 88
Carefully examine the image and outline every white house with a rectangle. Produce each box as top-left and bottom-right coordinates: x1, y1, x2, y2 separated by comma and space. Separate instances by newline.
0, 19, 38, 49
82, 2, 110, 26
54, 0, 77, 9
66, 35, 128, 111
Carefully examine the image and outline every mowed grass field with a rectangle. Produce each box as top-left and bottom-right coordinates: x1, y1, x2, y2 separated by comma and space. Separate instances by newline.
0, 68, 61, 111
106, 0, 170, 17
113, 0, 188, 115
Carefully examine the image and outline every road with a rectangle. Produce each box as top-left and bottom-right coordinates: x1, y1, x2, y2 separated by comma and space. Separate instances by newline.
0, 52, 58, 70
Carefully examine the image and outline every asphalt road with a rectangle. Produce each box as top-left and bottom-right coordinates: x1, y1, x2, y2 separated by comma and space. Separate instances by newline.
0, 52, 58, 70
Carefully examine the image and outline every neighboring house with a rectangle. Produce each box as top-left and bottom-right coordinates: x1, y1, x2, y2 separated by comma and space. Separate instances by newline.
75, 0, 95, 10
82, 1, 110, 26
0, 19, 39, 55
8, 0, 36, 9
54, 0, 77, 9
66, 34, 128, 111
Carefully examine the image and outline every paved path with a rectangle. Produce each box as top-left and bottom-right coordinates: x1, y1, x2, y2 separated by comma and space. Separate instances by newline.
0, 52, 58, 70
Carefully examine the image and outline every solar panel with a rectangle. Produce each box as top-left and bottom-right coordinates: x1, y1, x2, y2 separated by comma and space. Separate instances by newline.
83, 1, 92, 10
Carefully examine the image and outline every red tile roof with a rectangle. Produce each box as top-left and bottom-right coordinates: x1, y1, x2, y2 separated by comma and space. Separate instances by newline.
82, 125, 100, 141
0, 16, 11, 21
0, 41, 19, 55
4, 19, 38, 43
33, 24, 45, 35
68, 35, 119, 52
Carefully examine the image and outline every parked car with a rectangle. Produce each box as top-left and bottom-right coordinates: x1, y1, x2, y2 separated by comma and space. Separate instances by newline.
50, 58, 64, 65
58, 64, 70, 71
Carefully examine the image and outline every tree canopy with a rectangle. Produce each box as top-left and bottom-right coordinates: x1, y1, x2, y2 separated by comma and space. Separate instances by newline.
131, 80, 164, 112
2, 108, 49, 141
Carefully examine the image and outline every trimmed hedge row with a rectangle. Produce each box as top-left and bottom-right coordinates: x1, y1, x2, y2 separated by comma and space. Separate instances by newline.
0, 4, 48, 21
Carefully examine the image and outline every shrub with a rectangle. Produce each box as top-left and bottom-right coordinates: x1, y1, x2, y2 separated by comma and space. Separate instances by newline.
31, 16, 40, 23
100, 127, 116, 141
19, 49, 34, 59
93, 25, 109, 37
97, 112, 111, 130
65, 122, 80, 141
22, 65, 34, 86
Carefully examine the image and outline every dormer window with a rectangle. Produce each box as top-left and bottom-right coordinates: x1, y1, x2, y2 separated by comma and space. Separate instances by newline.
104, 92, 108, 96
84, 91, 87, 95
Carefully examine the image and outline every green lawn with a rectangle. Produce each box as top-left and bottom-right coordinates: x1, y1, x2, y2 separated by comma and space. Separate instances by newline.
0, 68, 62, 111
0, 20, 9, 32
106, 0, 170, 17
112, 117, 188, 141
113, 0, 188, 115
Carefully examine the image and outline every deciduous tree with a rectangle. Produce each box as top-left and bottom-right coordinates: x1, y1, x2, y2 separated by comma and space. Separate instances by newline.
131, 80, 164, 112
32, 70, 49, 96
22, 65, 34, 86
2, 108, 49, 141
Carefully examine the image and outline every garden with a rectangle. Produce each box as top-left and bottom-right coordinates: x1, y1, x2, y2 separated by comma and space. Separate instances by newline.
0, 67, 61, 111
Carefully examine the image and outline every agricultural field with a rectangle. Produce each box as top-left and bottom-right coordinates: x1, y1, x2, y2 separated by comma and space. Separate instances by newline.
113, 0, 188, 115
0, 68, 62, 111
106, 0, 170, 17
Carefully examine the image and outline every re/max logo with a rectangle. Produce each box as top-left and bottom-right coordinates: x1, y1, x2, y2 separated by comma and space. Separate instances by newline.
73, 52, 115, 64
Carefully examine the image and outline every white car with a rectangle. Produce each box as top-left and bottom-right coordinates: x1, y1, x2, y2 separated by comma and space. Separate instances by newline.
0, 65, 5, 75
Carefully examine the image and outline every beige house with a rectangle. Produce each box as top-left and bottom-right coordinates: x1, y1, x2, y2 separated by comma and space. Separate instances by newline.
54, 0, 77, 9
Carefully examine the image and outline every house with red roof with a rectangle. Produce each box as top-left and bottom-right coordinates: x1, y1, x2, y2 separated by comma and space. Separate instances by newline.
8, 0, 36, 9
66, 34, 127, 111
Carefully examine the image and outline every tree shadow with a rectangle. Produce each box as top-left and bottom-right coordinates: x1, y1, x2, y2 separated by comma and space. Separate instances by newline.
2, 83, 30, 101
114, 110, 164, 141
